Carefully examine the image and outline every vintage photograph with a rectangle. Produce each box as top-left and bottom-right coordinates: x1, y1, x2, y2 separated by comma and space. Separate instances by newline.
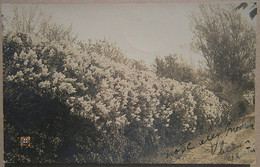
1, 1, 257, 165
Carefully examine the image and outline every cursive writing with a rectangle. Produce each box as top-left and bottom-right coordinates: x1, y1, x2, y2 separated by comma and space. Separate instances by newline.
227, 147, 255, 161
210, 139, 250, 155
164, 116, 255, 160
166, 142, 195, 158
225, 117, 254, 136
199, 131, 221, 146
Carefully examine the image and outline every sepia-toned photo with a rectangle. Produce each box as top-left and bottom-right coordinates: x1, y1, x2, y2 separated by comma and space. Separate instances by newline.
1, 1, 257, 166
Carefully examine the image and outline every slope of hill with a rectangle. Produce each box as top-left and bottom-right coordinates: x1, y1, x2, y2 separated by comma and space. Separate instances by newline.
140, 113, 255, 164
3, 31, 253, 163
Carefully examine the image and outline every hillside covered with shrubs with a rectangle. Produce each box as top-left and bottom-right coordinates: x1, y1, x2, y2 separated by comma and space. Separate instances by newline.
3, 4, 255, 163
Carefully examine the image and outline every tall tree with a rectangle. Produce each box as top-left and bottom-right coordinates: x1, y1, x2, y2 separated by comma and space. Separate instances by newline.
190, 4, 256, 90
4, 5, 77, 43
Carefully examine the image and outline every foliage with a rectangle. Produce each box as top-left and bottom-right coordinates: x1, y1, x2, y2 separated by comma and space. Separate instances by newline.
3, 5, 235, 163
190, 4, 256, 118
3, 30, 231, 163
4, 5, 77, 44
153, 54, 197, 84
191, 4, 256, 91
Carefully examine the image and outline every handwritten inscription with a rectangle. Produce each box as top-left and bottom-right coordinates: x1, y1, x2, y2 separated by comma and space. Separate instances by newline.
166, 142, 195, 158
225, 117, 254, 136
227, 147, 255, 161
165, 116, 255, 161
210, 139, 250, 155
199, 131, 221, 146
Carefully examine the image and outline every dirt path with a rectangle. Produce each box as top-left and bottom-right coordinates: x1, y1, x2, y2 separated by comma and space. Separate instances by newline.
140, 113, 255, 164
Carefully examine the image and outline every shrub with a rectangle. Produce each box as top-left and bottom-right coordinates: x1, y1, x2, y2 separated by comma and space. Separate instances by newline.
4, 31, 231, 163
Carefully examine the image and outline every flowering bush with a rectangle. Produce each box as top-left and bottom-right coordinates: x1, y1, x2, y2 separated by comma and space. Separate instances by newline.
4, 31, 231, 163
242, 90, 255, 106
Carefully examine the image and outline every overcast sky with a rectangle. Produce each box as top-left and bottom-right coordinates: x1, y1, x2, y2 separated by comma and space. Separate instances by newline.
2, 3, 255, 67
